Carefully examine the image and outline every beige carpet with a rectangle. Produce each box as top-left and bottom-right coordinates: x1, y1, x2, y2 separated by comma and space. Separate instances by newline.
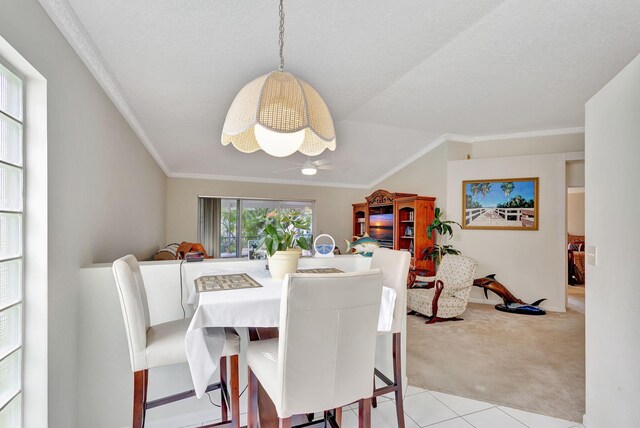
568, 284, 585, 314
407, 302, 585, 422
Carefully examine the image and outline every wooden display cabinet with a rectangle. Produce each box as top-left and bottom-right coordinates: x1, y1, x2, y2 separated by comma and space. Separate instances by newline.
352, 190, 415, 239
394, 196, 436, 273
351, 190, 437, 274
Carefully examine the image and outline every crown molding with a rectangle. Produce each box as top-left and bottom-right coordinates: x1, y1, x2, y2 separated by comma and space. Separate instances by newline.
38, 0, 170, 175
364, 127, 585, 189
471, 126, 585, 142
169, 172, 369, 189
364, 133, 471, 189
565, 151, 585, 161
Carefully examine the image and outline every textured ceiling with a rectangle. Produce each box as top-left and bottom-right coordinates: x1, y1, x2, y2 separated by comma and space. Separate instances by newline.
55, 0, 640, 186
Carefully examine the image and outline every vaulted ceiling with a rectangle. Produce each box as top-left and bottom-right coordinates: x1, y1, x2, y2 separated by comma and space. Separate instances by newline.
42, 0, 640, 187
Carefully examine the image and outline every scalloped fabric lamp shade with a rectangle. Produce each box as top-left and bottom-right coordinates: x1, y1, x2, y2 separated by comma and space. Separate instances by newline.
221, 71, 336, 157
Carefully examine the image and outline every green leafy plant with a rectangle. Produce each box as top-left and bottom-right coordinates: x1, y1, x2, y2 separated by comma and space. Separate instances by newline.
241, 207, 271, 249
423, 207, 462, 265
220, 206, 237, 255
257, 210, 311, 257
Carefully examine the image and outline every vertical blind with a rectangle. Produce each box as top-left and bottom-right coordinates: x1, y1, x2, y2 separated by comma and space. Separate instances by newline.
0, 62, 24, 427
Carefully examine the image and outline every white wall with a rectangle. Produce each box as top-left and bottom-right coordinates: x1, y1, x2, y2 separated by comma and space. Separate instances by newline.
369, 143, 448, 206
567, 191, 585, 236
584, 53, 640, 427
0, 1, 167, 427
447, 154, 568, 311
567, 160, 585, 188
368, 141, 472, 215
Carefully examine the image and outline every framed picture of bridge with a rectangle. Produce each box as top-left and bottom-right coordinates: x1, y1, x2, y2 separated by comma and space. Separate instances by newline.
462, 177, 539, 230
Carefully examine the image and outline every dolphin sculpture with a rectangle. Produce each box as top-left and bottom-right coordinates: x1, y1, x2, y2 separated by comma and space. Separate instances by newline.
473, 274, 546, 315
345, 234, 381, 257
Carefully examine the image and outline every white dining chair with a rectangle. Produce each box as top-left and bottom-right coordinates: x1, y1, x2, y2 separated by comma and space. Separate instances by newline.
369, 248, 411, 428
112, 255, 241, 428
246, 269, 384, 428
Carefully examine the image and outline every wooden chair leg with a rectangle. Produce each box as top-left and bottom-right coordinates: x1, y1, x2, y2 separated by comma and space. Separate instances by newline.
230, 355, 240, 428
219, 356, 229, 422
429, 280, 444, 322
392, 333, 406, 428
358, 398, 372, 428
133, 369, 148, 428
279, 417, 292, 428
142, 369, 149, 424
371, 375, 378, 408
247, 367, 259, 428
335, 407, 343, 426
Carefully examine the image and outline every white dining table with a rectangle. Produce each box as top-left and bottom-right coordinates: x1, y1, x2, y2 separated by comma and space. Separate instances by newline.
184, 264, 396, 398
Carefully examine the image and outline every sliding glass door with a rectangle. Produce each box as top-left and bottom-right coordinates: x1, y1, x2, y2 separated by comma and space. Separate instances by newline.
198, 197, 314, 259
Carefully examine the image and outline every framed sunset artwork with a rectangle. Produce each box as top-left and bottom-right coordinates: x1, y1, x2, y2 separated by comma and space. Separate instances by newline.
462, 177, 539, 230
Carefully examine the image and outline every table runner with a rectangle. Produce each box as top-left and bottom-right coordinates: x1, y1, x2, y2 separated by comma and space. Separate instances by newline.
195, 273, 262, 292
296, 267, 343, 274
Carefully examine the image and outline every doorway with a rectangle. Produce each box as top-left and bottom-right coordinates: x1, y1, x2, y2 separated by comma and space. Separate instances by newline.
567, 186, 586, 313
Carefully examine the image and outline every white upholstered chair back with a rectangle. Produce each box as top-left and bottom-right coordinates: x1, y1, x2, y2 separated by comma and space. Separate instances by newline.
276, 270, 383, 416
112, 255, 152, 372
435, 255, 478, 301
370, 248, 411, 334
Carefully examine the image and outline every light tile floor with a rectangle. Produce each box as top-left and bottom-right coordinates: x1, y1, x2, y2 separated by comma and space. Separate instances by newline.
338, 386, 584, 428
175, 385, 585, 428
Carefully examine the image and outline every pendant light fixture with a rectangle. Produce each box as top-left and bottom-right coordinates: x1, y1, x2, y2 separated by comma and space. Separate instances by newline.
221, 0, 336, 157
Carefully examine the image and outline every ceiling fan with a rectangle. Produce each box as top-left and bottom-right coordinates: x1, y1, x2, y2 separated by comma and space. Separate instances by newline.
273, 159, 335, 176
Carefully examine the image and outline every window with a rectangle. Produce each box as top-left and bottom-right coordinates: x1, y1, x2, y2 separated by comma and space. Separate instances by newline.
198, 197, 314, 258
0, 62, 24, 425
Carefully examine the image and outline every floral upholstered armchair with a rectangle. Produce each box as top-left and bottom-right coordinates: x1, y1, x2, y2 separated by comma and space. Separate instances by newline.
407, 254, 478, 324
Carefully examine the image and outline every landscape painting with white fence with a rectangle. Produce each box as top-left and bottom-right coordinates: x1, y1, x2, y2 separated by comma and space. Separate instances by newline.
462, 178, 538, 230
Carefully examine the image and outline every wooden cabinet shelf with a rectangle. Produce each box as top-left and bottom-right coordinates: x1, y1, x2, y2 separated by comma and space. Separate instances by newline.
352, 203, 367, 237
394, 196, 436, 273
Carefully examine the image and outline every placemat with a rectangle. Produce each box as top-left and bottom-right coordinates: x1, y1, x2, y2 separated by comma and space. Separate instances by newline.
296, 267, 344, 274
195, 273, 263, 293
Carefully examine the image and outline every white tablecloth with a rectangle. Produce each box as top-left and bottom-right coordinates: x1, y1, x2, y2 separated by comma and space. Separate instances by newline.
185, 265, 396, 398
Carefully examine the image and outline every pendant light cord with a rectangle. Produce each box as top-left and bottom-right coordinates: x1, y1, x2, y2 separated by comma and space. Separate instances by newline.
278, 0, 285, 70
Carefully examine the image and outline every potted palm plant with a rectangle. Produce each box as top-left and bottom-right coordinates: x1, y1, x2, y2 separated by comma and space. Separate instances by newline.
422, 207, 461, 266
258, 210, 311, 279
